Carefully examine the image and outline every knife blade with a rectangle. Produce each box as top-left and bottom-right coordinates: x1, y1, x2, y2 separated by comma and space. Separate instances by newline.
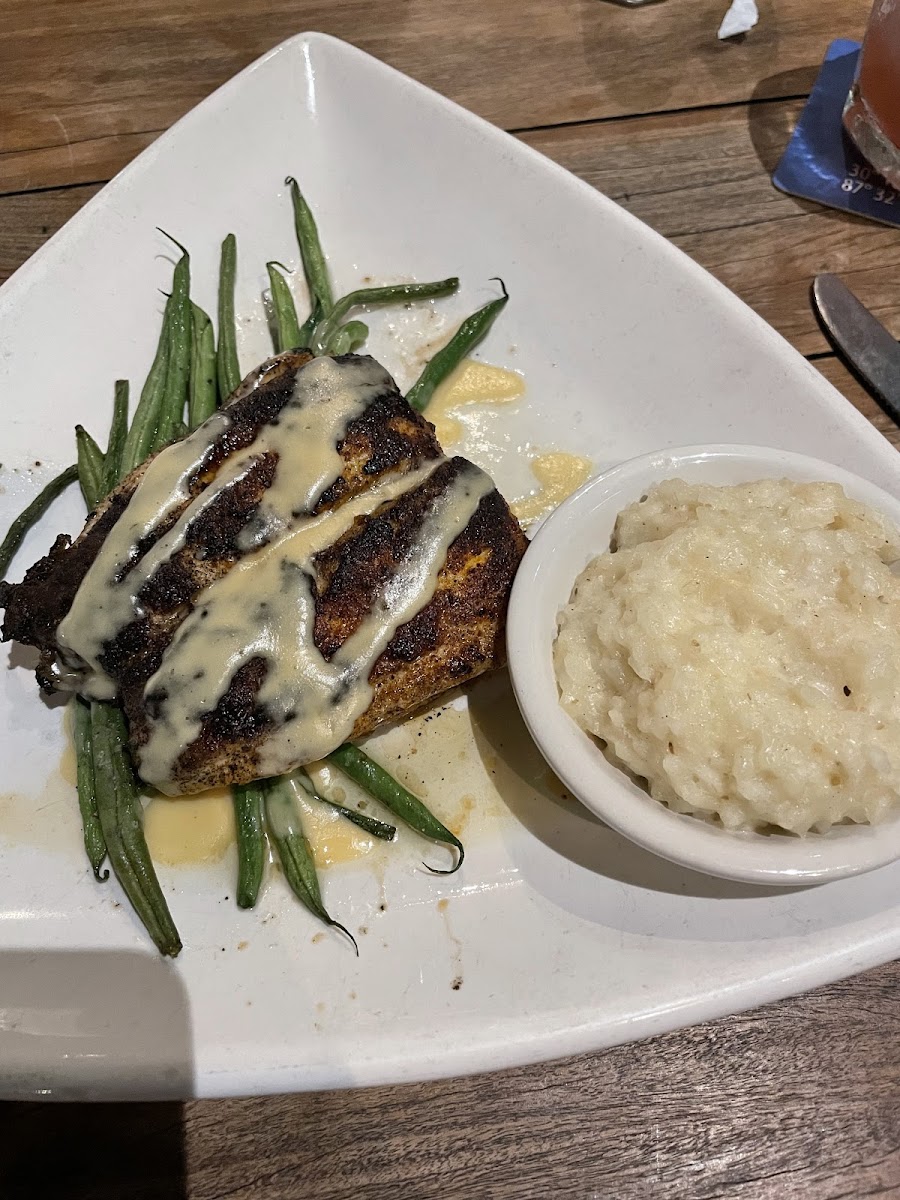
812, 273, 900, 427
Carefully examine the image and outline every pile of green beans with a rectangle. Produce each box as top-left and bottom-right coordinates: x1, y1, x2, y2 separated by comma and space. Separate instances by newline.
68, 248, 199, 953
0, 173, 510, 953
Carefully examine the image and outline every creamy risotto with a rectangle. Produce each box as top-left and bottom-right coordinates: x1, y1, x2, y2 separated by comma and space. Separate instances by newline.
553, 478, 900, 835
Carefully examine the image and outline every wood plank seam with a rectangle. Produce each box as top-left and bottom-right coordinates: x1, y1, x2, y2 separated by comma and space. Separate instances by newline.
508, 90, 814, 138
0, 128, 165, 160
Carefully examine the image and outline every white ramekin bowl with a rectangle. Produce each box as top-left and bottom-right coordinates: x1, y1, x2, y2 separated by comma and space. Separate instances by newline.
506, 444, 900, 885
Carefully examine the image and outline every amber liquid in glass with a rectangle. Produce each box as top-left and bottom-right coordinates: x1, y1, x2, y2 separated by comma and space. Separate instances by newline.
843, 0, 900, 187
858, 2, 900, 148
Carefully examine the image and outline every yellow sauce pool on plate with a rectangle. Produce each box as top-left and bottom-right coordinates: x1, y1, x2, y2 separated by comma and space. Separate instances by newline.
143, 788, 236, 866
427, 358, 524, 446
512, 452, 593, 524
290, 775, 379, 868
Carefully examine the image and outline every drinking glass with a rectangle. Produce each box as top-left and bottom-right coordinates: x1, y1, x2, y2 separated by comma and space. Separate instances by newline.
843, 0, 900, 188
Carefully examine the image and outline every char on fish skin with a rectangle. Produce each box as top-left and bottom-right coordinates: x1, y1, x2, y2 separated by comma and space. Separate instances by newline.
0, 351, 527, 794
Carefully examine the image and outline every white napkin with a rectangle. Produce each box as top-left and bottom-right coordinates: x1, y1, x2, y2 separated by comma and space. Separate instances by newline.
718, 0, 759, 39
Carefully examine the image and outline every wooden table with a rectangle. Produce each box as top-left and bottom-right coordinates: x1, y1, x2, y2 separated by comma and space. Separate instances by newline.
2, 2, 900, 1196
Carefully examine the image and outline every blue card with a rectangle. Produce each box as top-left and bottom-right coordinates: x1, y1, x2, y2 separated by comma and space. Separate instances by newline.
773, 38, 900, 227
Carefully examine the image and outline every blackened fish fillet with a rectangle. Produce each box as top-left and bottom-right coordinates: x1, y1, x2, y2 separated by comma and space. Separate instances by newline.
0, 351, 527, 793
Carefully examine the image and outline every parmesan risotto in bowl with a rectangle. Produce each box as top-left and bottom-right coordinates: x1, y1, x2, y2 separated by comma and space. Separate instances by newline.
506, 445, 900, 885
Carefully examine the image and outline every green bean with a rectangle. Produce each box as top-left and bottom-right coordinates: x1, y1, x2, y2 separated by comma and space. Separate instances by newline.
285, 177, 334, 318
406, 280, 509, 413
75, 425, 106, 510
72, 697, 108, 881
103, 380, 130, 492
320, 797, 396, 840
230, 779, 265, 911
327, 329, 350, 356
297, 300, 321, 348
90, 701, 182, 957
326, 319, 369, 357
232, 782, 266, 909
263, 774, 356, 950
223, 218, 263, 900
312, 278, 459, 357
327, 744, 464, 873
189, 303, 217, 429
217, 233, 241, 402
294, 768, 396, 841
0, 464, 78, 580
226, 366, 266, 916
266, 262, 304, 353
342, 320, 369, 350
152, 250, 192, 452
120, 302, 172, 474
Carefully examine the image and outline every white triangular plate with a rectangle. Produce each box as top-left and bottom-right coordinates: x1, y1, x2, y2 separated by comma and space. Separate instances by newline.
1, 33, 898, 1100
